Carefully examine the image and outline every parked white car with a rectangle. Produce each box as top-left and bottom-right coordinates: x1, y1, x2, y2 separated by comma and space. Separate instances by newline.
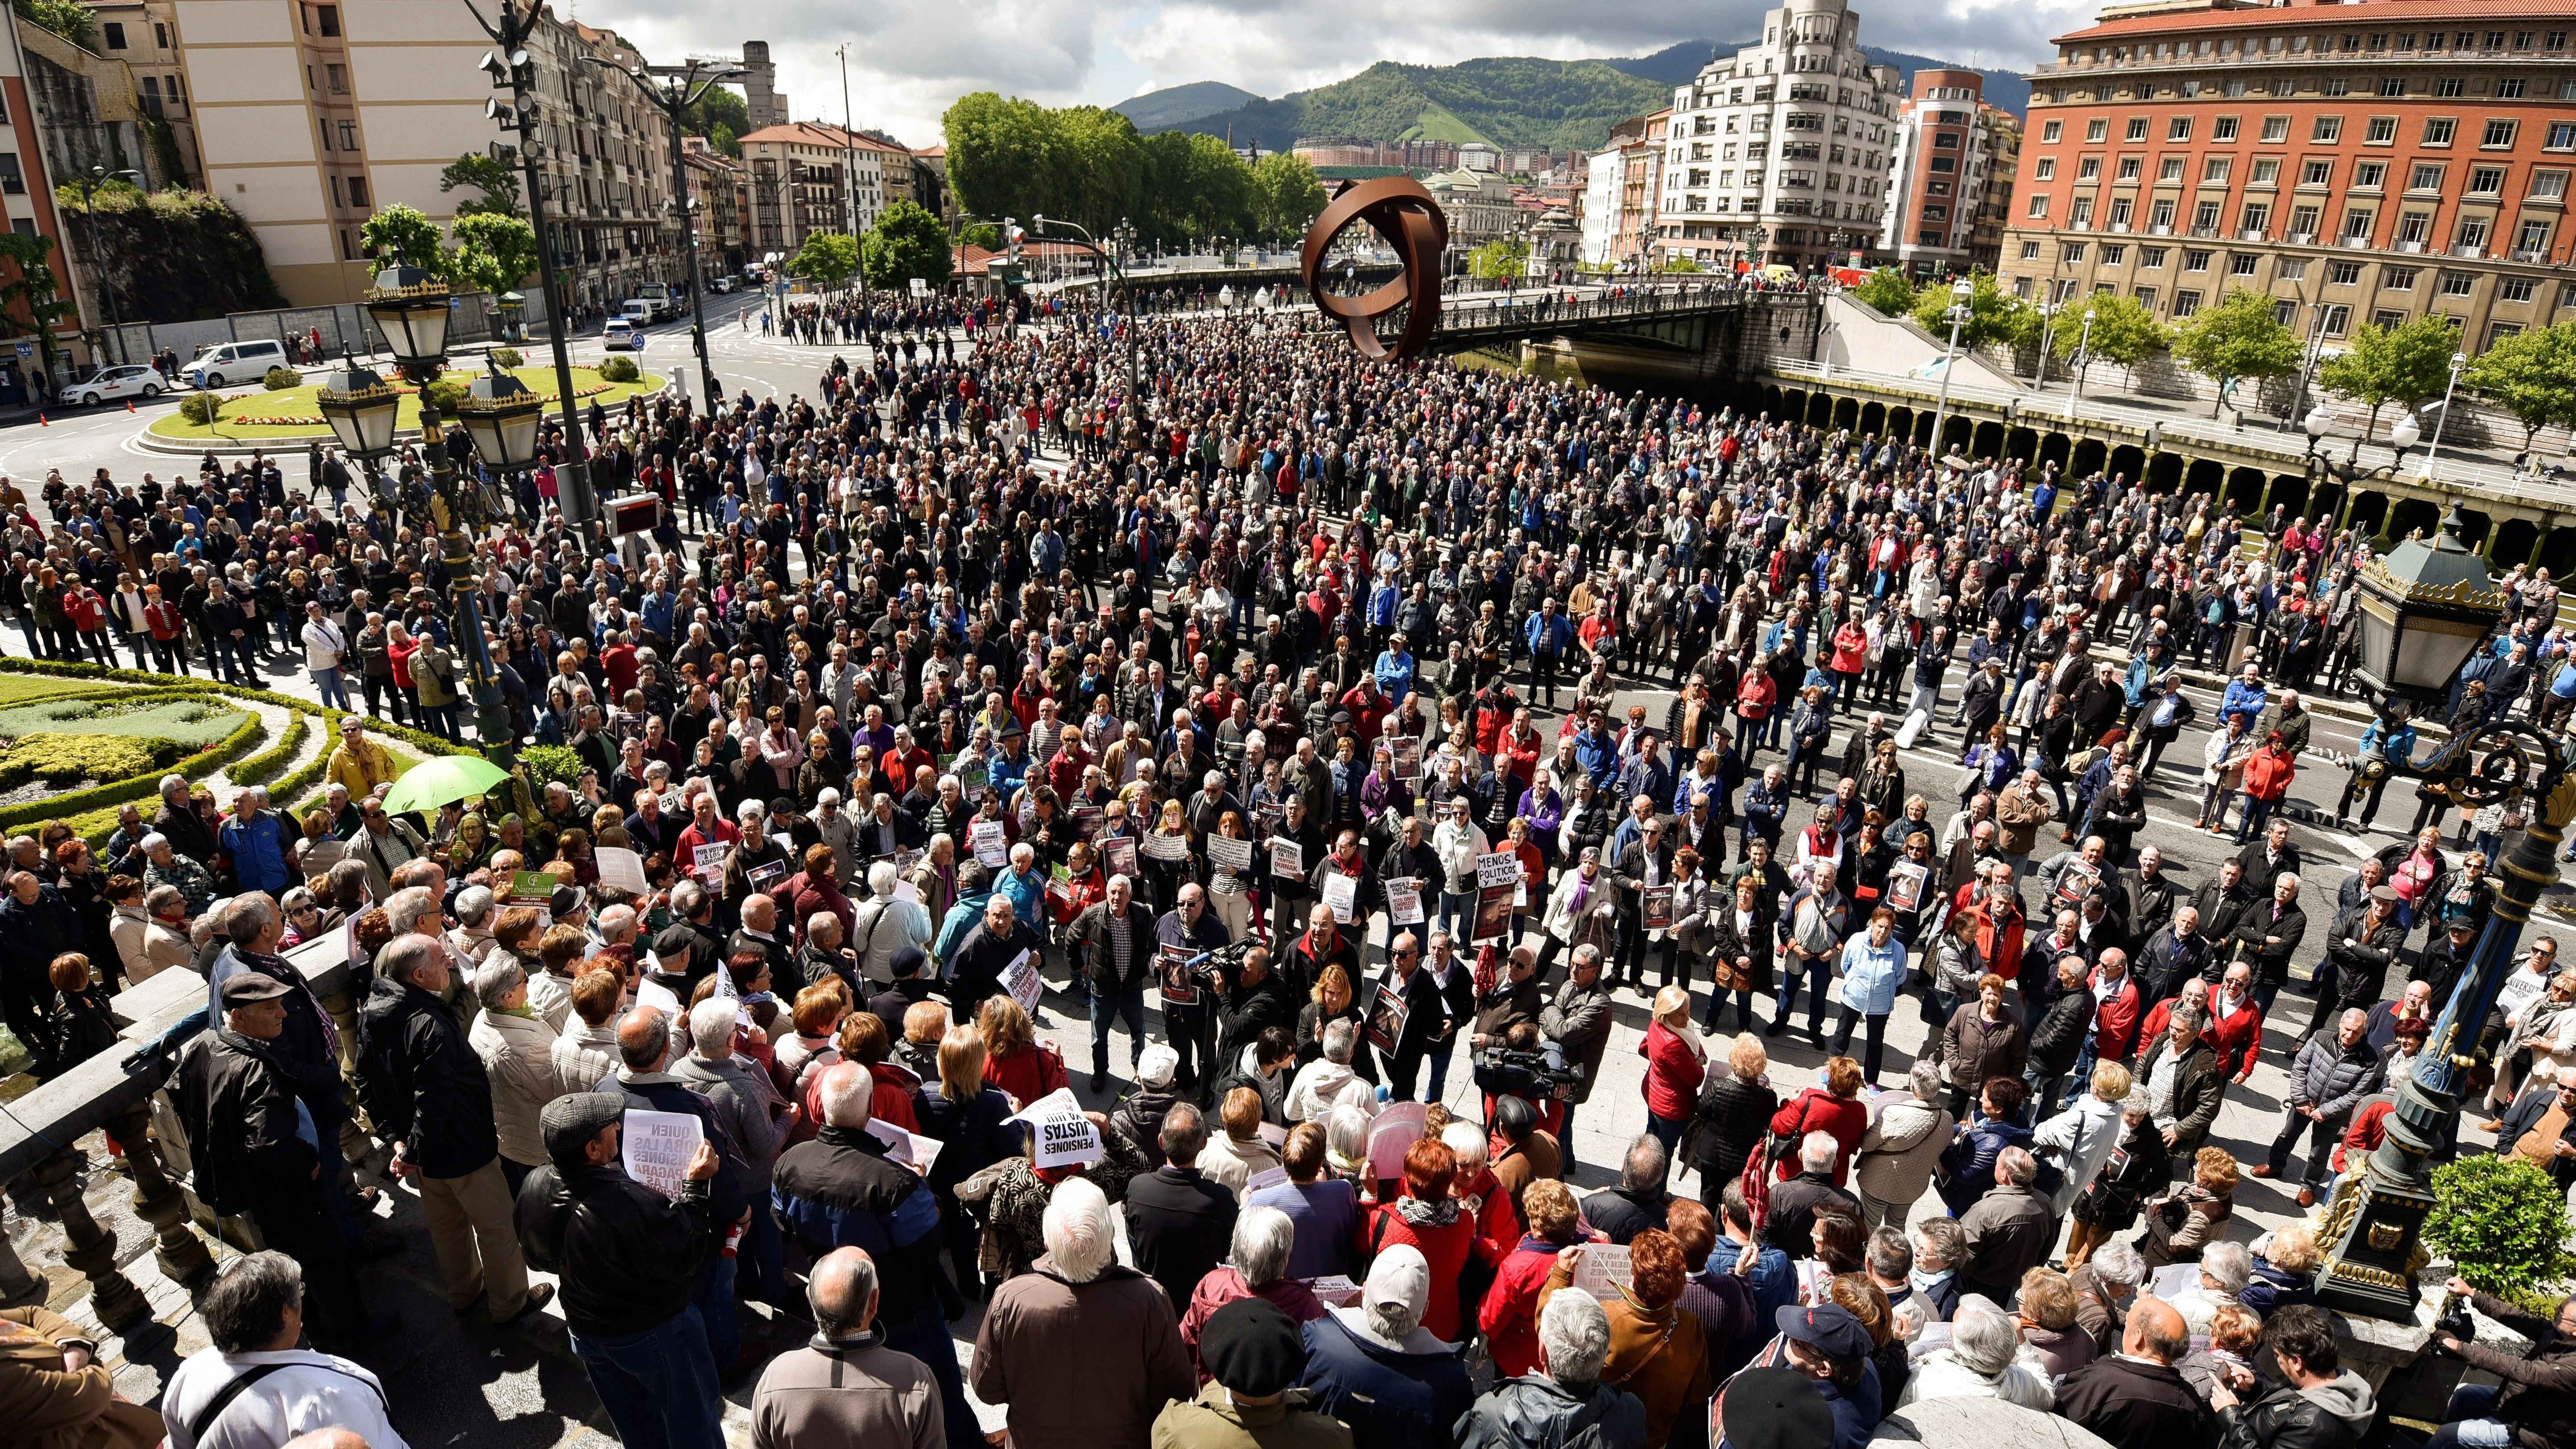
69, 364, 169, 406
602, 318, 645, 351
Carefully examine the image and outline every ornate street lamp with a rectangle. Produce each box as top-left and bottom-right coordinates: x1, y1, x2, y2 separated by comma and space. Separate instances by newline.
2347, 504, 2506, 705
315, 357, 401, 466
452, 355, 544, 475
362, 263, 453, 376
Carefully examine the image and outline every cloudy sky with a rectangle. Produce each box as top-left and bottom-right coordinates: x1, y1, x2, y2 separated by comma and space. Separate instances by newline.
582, 0, 2100, 147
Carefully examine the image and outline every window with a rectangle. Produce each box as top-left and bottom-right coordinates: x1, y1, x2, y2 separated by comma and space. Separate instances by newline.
2034, 158, 2056, 180
338, 120, 356, 151
2020, 239, 2042, 260
2366, 116, 2397, 144
2312, 116, 2343, 142
2442, 270, 2478, 295
2079, 156, 2101, 179
2273, 299, 2297, 325
2329, 261, 2362, 284
2321, 304, 2352, 334
2167, 116, 2193, 141
2205, 157, 2233, 183
0, 154, 21, 195
2399, 211, 2432, 244
2042, 120, 2062, 142
2110, 197, 2134, 226
2141, 247, 2168, 268
2118, 156, 2142, 181
317, 120, 330, 152
2071, 196, 2094, 224
2174, 289, 2203, 315
2485, 119, 2521, 148
2159, 157, 2184, 182
2379, 76, 2407, 97
2126, 117, 2149, 142
2291, 204, 2322, 236
2323, 78, 2352, 97
2552, 122, 2576, 150
329, 174, 341, 207
2373, 308, 2407, 328
2535, 170, 2570, 198
2087, 118, 2108, 142
2381, 266, 2417, 290
2410, 162, 2445, 190
2459, 217, 2492, 249
2194, 199, 2222, 229
2252, 158, 2280, 184
347, 176, 367, 207
2027, 193, 2049, 218
101, 21, 125, 48
2061, 241, 2088, 262
2435, 77, 2465, 97
2260, 116, 2290, 143
2231, 252, 2260, 275
324, 62, 345, 94
2355, 162, 2386, 187
2100, 244, 2126, 264
2500, 78, 2529, 99
2302, 160, 2334, 186
2213, 115, 2239, 141
2424, 117, 2458, 146
2281, 257, 2310, 281
316, 4, 339, 36
2343, 209, 2375, 239
2471, 166, 2506, 193
2184, 248, 2212, 270
2151, 198, 2177, 228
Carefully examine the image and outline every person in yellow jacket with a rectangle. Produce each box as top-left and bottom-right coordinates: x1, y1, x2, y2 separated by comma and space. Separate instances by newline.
325, 715, 403, 803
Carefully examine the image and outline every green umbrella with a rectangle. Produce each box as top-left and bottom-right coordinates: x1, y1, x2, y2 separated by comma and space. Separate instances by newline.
377, 754, 510, 817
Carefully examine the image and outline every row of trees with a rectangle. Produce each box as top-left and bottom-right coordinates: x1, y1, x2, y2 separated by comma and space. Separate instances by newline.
357, 203, 541, 300
1852, 267, 2576, 445
781, 200, 956, 293
942, 93, 1327, 248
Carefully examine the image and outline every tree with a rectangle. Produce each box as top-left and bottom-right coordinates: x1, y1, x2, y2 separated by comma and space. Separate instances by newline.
862, 201, 952, 289
2049, 291, 2169, 370
1908, 270, 2026, 352
438, 153, 523, 220
943, 92, 1063, 230
786, 231, 861, 292
445, 212, 540, 296
1850, 267, 1918, 316
12, 0, 93, 49
681, 86, 749, 158
1249, 152, 1326, 241
1467, 238, 1528, 281
0, 233, 76, 392
2468, 322, 2576, 452
959, 221, 1001, 251
2322, 314, 2461, 441
359, 204, 445, 271
2172, 287, 2303, 417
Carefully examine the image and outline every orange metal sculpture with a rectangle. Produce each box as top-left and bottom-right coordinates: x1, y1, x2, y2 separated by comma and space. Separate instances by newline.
1299, 177, 1448, 361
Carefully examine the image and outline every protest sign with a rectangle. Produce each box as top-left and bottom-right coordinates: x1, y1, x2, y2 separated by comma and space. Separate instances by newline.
620, 1109, 702, 1203
1475, 851, 1521, 888
1321, 871, 1358, 924
1307, 1275, 1363, 1308
1246, 1166, 1288, 1194
1269, 837, 1304, 877
1013, 1092, 1102, 1170
1365, 983, 1408, 1055
1570, 1244, 1634, 1302
1366, 1103, 1429, 1181
1473, 882, 1516, 943
1140, 830, 1192, 862
1002, 950, 1043, 1012
1072, 805, 1103, 842
692, 843, 729, 887
1392, 735, 1421, 780
747, 859, 789, 895
1207, 835, 1254, 872
1643, 884, 1674, 932
1101, 835, 1138, 879
1384, 877, 1425, 926
1158, 945, 1201, 1006
970, 820, 1008, 868
2053, 858, 2100, 908
1886, 861, 1928, 913
594, 847, 649, 896
506, 870, 556, 925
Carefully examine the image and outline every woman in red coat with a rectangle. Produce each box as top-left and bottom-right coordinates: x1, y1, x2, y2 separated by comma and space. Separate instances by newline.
1479, 1177, 1589, 1378
1641, 985, 1708, 1178
976, 996, 1066, 1108
1768, 1054, 1870, 1186
1365, 1135, 1477, 1342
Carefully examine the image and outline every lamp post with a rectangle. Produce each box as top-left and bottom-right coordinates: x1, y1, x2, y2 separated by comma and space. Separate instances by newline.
71, 166, 140, 367
587, 55, 741, 410
2418, 350, 2469, 483
2315, 508, 2553, 1323
345, 262, 526, 759
2064, 305, 2098, 422
1926, 277, 1973, 467
467, 0, 596, 529
2032, 300, 2061, 391
2303, 407, 2422, 519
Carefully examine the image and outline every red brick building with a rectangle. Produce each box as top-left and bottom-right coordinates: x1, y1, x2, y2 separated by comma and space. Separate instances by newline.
2001, 0, 2576, 353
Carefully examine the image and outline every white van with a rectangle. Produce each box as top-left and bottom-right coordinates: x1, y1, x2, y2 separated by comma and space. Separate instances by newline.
183, 338, 289, 389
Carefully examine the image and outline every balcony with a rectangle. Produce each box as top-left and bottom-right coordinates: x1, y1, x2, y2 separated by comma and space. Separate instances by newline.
2287, 232, 2318, 245
2397, 239, 2427, 253
2238, 227, 2269, 241
2190, 226, 2219, 239
2342, 235, 2375, 249
2514, 248, 2549, 263
2149, 224, 2174, 236
2453, 243, 2489, 258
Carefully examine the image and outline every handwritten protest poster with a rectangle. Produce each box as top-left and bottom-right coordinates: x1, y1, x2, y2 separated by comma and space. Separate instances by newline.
620, 1108, 702, 1203
1570, 1244, 1635, 1302
1475, 851, 1521, 888
1141, 830, 1192, 862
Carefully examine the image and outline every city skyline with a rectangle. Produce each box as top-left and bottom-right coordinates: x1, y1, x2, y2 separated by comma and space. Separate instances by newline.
579, 0, 2088, 149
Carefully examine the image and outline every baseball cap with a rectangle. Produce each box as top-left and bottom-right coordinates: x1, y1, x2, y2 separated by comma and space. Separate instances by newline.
1136, 1042, 1179, 1088
219, 971, 293, 1007
1774, 1302, 1870, 1360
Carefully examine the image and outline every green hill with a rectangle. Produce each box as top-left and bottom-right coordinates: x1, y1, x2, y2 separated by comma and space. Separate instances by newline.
1145, 57, 1674, 155
1601, 37, 2032, 115
1110, 81, 1263, 131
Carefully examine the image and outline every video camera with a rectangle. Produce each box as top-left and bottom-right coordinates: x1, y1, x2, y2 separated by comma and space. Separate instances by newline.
1473, 1045, 1583, 1104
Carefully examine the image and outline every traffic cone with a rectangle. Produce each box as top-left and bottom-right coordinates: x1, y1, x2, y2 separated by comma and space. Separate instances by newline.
126, 400, 134, 412
36, 414, 45, 426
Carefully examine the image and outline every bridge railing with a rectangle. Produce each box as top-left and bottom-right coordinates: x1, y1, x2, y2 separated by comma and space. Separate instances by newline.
1767, 356, 2576, 511
1435, 282, 1803, 337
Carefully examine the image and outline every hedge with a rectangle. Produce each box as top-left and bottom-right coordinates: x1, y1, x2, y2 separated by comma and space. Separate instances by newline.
227, 707, 310, 788
0, 705, 262, 833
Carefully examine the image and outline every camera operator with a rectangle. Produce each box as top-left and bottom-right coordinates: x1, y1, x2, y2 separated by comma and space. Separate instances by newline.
1474, 1021, 1581, 1141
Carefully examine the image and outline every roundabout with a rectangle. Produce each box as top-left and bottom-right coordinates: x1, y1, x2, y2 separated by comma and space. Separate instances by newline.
135, 362, 662, 447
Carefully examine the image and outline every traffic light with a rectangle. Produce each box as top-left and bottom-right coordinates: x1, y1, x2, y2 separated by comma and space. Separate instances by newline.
1003, 218, 1025, 262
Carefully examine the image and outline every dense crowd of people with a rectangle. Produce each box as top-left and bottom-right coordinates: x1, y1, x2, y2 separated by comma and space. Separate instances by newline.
2, 286, 2575, 1449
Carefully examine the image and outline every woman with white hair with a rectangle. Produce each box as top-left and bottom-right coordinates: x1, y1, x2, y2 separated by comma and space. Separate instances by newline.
463, 955, 561, 1196
1896, 1293, 2055, 1409
970, 1177, 1196, 1449
2170, 1238, 2252, 1336
856, 856, 933, 984
2069, 1236, 2145, 1355
1176, 1204, 1327, 1379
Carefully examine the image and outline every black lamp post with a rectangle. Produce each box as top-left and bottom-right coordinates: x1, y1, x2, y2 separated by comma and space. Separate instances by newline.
358, 262, 515, 759
2315, 509, 2547, 1322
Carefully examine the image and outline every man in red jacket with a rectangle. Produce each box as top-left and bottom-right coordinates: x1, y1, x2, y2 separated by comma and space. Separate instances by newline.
2090, 949, 2143, 1063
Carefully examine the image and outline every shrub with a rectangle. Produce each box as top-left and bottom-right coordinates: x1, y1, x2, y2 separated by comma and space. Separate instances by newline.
490, 347, 523, 369
517, 743, 583, 792
597, 356, 641, 383
178, 392, 221, 426
420, 376, 469, 412
2426, 1154, 2576, 1300
262, 365, 299, 390
0, 733, 187, 791
228, 708, 308, 786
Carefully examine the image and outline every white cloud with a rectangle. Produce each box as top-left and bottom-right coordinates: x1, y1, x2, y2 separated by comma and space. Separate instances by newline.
573, 0, 2090, 145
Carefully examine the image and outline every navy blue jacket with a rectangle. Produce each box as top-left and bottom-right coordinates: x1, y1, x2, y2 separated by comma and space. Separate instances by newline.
1297, 1312, 1475, 1449
772, 1125, 946, 1324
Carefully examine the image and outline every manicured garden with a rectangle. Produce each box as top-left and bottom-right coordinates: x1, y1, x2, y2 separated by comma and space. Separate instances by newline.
142, 363, 662, 442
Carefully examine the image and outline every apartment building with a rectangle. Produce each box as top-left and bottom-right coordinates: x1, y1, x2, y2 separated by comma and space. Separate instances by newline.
739, 120, 885, 257
532, 20, 673, 314
2003, 0, 2576, 351
682, 134, 747, 276
1970, 105, 2023, 269
1881, 70, 2015, 274
0, 12, 84, 400
1580, 107, 1667, 269
1659, 0, 1904, 273
81, 0, 199, 183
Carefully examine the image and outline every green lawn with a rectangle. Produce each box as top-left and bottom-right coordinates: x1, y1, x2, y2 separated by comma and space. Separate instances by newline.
145, 365, 662, 442
0, 673, 121, 705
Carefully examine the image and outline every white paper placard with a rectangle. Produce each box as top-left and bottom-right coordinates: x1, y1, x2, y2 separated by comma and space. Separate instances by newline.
1246, 1165, 1288, 1193
862, 1117, 945, 1176
1475, 851, 1521, 888
970, 820, 1009, 868
1002, 949, 1043, 1012
1307, 1274, 1363, 1307
1269, 837, 1304, 877
595, 845, 649, 896
1321, 872, 1359, 924
620, 1108, 702, 1203
1208, 835, 1254, 872
1385, 876, 1424, 926
692, 842, 729, 886
1570, 1242, 1634, 1302
1010, 1088, 1101, 1170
